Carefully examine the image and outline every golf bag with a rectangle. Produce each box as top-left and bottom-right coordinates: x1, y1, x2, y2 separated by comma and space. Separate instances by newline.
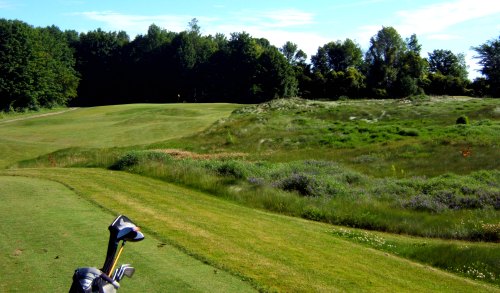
69, 215, 144, 293
69, 267, 117, 293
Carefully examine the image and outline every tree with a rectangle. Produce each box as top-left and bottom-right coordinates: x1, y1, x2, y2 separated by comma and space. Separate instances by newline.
0, 19, 79, 110
426, 49, 470, 95
365, 27, 407, 98
473, 36, 500, 97
312, 39, 363, 74
257, 46, 298, 99
32, 26, 80, 107
396, 34, 427, 97
280, 41, 307, 66
188, 18, 201, 35
428, 49, 468, 80
310, 39, 365, 99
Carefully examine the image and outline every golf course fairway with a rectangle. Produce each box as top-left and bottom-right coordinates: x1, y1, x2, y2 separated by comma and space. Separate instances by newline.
1, 168, 497, 292
0, 175, 255, 292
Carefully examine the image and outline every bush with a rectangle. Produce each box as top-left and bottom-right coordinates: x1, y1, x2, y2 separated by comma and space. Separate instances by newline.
110, 152, 140, 170
456, 115, 469, 125
301, 206, 326, 221
277, 173, 320, 197
215, 161, 246, 179
398, 128, 420, 137
408, 94, 430, 102
402, 195, 447, 213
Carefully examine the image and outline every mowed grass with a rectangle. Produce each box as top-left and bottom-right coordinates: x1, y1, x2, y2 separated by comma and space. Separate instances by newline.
0, 103, 240, 168
1, 168, 498, 292
0, 175, 256, 293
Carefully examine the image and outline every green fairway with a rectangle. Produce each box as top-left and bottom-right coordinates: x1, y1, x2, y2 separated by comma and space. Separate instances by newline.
0, 175, 255, 292
0, 103, 240, 168
1, 168, 497, 292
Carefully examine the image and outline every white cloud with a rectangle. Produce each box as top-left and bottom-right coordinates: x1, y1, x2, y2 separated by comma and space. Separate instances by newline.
427, 34, 460, 41
76, 7, 314, 36
355, 25, 382, 47
329, 0, 391, 10
76, 11, 217, 36
259, 9, 315, 28
395, 0, 500, 37
204, 9, 321, 58
214, 23, 327, 58
75, 8, 322, 57
355, 0, 500, 44
0, 0, 14, 9
465, 49, 483, 79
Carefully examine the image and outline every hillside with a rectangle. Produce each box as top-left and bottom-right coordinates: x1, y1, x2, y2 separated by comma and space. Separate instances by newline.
0, 99, 499, 291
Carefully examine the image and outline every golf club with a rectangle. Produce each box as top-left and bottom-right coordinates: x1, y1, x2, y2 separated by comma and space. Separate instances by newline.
69, 215, 144, 293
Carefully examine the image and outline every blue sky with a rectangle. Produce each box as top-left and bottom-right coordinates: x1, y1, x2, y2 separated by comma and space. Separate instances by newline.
1, 0, 499, 79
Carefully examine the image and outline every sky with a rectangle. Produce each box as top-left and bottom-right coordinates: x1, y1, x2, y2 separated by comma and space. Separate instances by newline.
1, 0, 499, 79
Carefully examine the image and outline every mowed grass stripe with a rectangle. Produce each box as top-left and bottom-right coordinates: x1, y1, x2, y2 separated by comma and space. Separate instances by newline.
0, 175, 256, 293
3, 168, 497, 292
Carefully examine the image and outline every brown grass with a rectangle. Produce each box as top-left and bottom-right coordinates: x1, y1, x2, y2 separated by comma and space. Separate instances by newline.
152, 149, 247, 160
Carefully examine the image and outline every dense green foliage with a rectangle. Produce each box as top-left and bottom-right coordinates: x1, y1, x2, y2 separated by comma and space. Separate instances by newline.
2, 18, 499, 111
70, 26, 297, 105
0, 20, 79, 111
474, 35, 500, 97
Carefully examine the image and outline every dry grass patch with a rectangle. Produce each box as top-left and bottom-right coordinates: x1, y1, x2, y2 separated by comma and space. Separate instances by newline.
152, 149, 247, 160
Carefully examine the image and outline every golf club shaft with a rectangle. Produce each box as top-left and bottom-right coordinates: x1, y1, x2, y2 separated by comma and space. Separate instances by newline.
108, 242, 125, 276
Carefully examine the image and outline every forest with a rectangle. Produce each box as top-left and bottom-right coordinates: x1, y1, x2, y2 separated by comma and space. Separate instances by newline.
0, 18, 499, 110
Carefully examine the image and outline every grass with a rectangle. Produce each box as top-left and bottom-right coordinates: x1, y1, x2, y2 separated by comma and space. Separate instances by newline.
331, 227, 500, 283
1, 99, 499, 291
1, 168, 498, 292
0, 175, 255, 292
0, 103, 240, 168
0, 106, 69, 121
20, 148, 499, 241
171, 97, 499, 177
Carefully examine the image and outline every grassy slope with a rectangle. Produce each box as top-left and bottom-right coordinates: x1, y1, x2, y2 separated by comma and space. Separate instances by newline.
178, 97, 500, 177
0, 103, 239, 168
0, 175, 255, 293
1, 168, 497, 292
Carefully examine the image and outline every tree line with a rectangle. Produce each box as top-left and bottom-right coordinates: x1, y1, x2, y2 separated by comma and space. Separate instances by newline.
0, 18, 499, 111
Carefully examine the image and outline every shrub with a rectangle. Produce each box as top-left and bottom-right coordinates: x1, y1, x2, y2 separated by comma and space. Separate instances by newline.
301, 206, 326, 221
247, 177, 265, 186
215, 161, 246, 179
456, 115, 469, 125
402, 195, 447, 213
408, 94, 430, 102
398, 128, 420, 136
277, 173, 320, 197
110, 152, 140, 170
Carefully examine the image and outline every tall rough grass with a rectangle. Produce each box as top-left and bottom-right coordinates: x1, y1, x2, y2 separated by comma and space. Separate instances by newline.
107, 150, 499, 242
